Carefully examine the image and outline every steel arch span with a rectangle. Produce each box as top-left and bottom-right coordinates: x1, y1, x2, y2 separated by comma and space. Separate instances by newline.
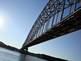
22, 0, 81, 50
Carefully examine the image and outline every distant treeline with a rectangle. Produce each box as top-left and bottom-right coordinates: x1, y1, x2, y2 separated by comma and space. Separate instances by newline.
0, 41, 20, 52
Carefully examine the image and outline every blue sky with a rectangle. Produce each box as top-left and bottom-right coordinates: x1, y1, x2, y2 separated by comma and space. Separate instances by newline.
29, 30, 81, 61
0, 0, 48, 48
0, 0, 81, 61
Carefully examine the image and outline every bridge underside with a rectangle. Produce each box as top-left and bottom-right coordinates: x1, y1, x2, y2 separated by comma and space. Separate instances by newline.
26, 8, 81, 47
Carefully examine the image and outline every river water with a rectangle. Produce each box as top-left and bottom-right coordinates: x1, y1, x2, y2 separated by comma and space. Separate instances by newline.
0, 47, 21, 61
0, 47, 47, 61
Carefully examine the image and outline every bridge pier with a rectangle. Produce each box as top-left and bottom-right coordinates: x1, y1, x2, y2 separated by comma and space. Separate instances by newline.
20, 46, 28, 54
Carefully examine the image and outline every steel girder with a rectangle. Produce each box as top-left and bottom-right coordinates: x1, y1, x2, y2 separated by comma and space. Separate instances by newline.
22, 0, 81, 49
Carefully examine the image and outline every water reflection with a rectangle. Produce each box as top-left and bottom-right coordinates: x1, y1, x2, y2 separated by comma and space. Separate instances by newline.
19, 54, 26, 61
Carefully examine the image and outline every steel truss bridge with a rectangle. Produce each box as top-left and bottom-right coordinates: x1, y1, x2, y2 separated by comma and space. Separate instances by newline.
21, 0, 81, 51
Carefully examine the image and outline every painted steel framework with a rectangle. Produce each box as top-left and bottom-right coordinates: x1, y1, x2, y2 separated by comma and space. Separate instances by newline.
22, 0, 81, 50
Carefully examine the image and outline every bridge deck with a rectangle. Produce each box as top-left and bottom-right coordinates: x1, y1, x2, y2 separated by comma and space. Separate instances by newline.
26, 7, 81, 47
